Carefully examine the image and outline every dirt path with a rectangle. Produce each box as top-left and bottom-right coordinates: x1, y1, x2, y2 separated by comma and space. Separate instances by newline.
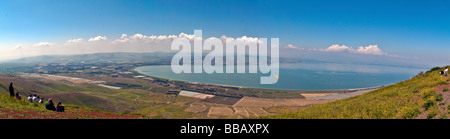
233, 97, 330, 107
433, 76, 450, 119
306, 88, 379, 100
416, 76, 450, 119
233, 107, 249, 118
246, 107, 270, 117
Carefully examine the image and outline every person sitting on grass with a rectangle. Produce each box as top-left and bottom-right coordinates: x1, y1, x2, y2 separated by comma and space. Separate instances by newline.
56, 101, 65, 112
15, 92, 21, 100
45, 98, 56, 111
39, 97, 44, 104
27, 95, 33, 103
32, 94, 40, 103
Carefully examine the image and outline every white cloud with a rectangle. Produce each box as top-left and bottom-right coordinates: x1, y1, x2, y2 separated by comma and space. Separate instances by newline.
32, 42, 56, 47
113, 34, 130, 43
66, 38, 83, 43
284, 44, 304, 50
11, 44, 23, 50
318, 44, 386, 55
321, 44, 352, 52
178, 32, 195, 40
129, 34, 147, 40
286, 44, 297, 49
353, 45, 385, 55
113, 33, 200, 44
120, 34, 128, 39
1, 32, 394, 61
2, 33, 269, 60
88, 36, 108, 42
220, 35, 263, 44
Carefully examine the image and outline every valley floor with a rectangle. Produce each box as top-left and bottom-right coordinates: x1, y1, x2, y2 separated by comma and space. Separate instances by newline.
0, 72, 380, 119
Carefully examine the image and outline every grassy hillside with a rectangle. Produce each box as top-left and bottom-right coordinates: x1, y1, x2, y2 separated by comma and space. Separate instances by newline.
0, 74, 202, 119
0, 75, 130, 112
0, 91, 143, 119
264, 66, 450, 119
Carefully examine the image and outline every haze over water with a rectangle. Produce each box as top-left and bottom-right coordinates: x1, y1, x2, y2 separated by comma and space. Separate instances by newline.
135, 62, 426, 90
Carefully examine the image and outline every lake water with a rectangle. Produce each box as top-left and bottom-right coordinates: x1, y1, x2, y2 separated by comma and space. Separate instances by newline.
134, 63, 425, 90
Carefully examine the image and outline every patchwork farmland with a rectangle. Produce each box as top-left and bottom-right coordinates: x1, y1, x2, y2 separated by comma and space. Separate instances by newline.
1, 73, 344, 119
178, 89, 331, 118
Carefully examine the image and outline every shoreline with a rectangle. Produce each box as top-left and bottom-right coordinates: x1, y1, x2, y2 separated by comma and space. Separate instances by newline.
20, 72, 385, 101
133, 67, 388, 94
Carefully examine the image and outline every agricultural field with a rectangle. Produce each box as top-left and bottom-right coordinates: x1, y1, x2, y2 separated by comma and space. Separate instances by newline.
202, 95, 242, 105
207, 107, 234, 118
0, 71, 385, 119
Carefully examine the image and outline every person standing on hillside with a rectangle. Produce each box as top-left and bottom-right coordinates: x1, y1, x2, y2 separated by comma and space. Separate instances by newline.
9, 83, 14, 97
444, 66, 448, 76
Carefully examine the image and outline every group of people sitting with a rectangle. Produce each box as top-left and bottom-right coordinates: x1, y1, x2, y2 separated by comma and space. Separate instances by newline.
45, 98, 65, 112
9, 82, 65, 112
26, 94, 45, 104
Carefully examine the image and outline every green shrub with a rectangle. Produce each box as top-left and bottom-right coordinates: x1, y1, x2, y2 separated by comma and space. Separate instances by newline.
443, 88, 449, 92
401, 106, 421, 119
435, 94, 443, 102
423, 99, 435, 111
427, 107, 439, 119
420, 88, 435, 99
430, 67, 442, 73
440, 114, 448, 119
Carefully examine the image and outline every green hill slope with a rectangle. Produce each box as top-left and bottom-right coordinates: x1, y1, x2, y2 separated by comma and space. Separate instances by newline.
264, 66, 450, 119
0, 92, 143, 119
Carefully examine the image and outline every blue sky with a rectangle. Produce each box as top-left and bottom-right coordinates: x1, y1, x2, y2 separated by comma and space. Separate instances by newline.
0, 0, 449, 64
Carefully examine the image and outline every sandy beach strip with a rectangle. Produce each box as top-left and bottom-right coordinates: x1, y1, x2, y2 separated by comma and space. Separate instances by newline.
305, 87, 382, 100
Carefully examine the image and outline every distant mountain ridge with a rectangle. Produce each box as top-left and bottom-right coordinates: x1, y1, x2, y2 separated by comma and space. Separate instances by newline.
2, 52, 429, 70
5, 52, 176, 64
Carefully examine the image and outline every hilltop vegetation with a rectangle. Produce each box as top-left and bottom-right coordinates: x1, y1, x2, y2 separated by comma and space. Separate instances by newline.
0, 92, 143, 119
0, 74, 146, 119
0, 74, 218, 119
264, 66, 450, 119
